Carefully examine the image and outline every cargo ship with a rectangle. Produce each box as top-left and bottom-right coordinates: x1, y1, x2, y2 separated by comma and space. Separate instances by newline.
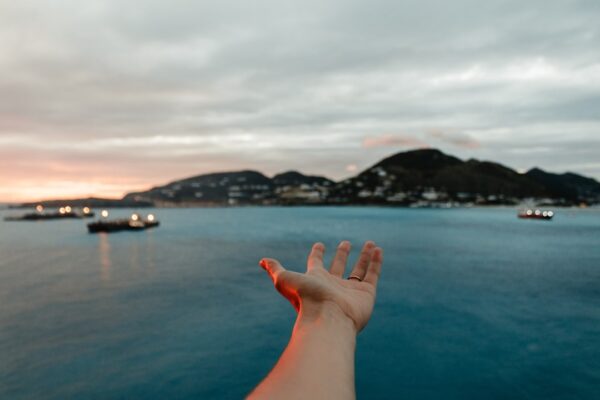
87, 212, 159, 233
4, 205, 95, 221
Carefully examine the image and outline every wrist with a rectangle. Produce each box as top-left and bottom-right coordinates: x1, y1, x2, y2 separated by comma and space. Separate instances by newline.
295, 300, 358, 337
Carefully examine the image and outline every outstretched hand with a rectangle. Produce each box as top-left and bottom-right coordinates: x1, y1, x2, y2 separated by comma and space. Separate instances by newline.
259, 241, 383, 332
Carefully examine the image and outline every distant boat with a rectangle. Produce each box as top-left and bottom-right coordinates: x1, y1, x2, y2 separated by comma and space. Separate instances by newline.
4, 206, 95, 221
87, 212, 159, 233
518, 209, 554, 221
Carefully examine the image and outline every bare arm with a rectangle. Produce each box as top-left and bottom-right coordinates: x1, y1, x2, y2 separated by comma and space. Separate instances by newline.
248, 241, 383, 400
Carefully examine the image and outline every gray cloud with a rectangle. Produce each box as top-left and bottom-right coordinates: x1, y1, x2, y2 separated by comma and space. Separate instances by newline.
1, 0, 600, 200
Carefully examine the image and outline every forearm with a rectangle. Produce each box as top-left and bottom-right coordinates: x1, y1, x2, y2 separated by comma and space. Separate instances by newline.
249, 301, 357, 400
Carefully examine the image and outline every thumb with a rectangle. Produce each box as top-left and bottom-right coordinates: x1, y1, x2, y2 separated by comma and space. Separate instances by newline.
259, 258, 286, 284
259, 258, 302, 312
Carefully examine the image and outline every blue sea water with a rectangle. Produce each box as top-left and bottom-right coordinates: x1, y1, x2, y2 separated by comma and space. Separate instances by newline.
0, 207, 599, 399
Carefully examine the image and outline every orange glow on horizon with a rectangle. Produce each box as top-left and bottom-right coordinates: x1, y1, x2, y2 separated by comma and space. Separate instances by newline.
0, 147, 178, 203
0, 179, 151, 203
0, 146, 258, 203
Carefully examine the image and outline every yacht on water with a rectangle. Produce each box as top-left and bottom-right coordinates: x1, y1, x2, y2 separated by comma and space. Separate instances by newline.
518, 209, 554, 221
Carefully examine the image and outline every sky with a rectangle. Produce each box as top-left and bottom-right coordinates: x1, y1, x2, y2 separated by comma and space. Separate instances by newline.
1, 0, 599, 202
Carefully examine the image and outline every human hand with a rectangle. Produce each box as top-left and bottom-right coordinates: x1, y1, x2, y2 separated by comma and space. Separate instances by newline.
259, 241, 383, 332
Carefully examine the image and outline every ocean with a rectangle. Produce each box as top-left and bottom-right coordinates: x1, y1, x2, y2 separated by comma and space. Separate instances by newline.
1, 207, 599, 399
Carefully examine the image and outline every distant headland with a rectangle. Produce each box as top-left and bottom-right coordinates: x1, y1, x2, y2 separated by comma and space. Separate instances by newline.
16, 149, 600, 208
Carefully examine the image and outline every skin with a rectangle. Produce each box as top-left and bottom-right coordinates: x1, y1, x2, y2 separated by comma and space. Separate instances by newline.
248, 241, 383, 400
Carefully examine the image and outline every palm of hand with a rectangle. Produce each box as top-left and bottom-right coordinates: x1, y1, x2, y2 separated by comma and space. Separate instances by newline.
260, 241, 383, 332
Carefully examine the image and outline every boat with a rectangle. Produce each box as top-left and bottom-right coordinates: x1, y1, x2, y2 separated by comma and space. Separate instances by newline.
87, 212, 159, 233
518, 209, 554, 220
4, 206, 95, 221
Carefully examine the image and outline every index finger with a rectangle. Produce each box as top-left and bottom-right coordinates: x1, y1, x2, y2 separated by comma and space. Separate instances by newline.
307, 242, 325, 271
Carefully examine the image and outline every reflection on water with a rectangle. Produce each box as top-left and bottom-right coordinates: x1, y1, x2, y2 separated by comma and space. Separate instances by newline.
97, 230, 158, 282
98, 233, 111, 282
97, 232, 156, 282
130, 239, 140, 272
145, 230, 156, 274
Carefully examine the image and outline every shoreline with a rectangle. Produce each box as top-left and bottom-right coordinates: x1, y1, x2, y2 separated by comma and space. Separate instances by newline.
4, 203, 598, 211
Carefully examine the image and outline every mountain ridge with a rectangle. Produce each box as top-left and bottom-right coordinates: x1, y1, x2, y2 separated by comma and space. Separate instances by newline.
17, 148, 600, 208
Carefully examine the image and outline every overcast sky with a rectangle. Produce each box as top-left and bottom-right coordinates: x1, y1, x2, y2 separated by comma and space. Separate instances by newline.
1, 0, 599, 201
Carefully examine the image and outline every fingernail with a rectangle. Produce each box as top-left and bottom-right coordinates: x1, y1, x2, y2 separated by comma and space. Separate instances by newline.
259, 259, 267, 270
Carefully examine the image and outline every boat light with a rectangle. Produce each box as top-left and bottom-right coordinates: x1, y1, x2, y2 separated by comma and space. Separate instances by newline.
526, 209, 532, 216
36, 205, 44, 213
147, 214, 155, 222
548, 211, 554, 217
542, 211, 548, 217
65, 206, 72, 213
131, 214, 139, 221
534, 209, 541, 215
101, 210, 109, 218
59, 207, 66, 214
83, 207, 90, 214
